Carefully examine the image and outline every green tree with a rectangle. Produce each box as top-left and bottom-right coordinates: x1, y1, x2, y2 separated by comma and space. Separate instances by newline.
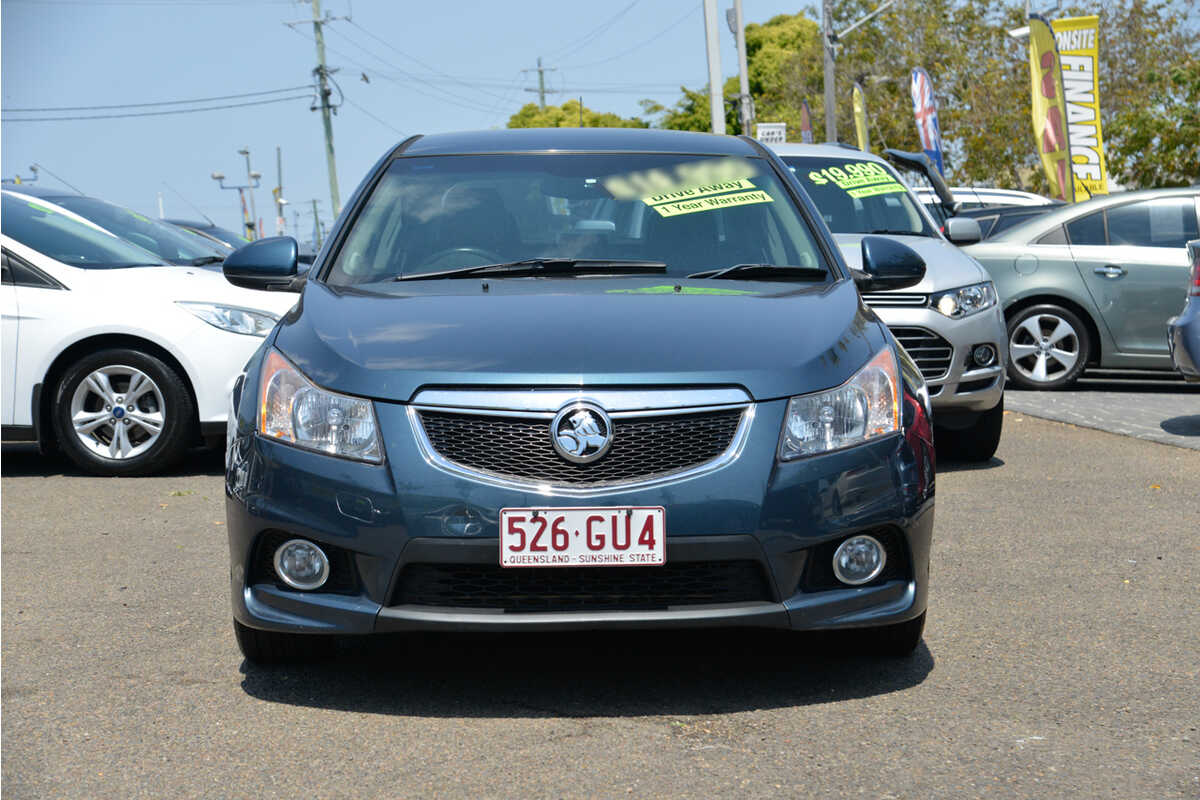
507, 99, 649, 129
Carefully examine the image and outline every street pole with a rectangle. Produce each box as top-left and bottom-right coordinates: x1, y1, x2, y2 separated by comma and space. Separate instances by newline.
728, 1, 752, 135
703, 0, 725, 135
275, 146, 285, 236
312, 198, 322, 248
238, 147, 258, 240
822, 0, 837, 143
311, 0, 341, 217
522, 57, 557, 109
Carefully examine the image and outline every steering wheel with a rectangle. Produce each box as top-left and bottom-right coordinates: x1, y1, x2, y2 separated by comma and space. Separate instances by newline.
416, 247, 503, 272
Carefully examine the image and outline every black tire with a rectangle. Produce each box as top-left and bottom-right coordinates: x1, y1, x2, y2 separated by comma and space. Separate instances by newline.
52, 348, 195, 476
936, 397, 1004, 463
859, 612, 926, 657
234, 619, 334, 664
1005, 304, 1091, 390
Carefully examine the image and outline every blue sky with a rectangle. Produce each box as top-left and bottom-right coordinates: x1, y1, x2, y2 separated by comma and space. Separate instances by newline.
2, 0, 807, 242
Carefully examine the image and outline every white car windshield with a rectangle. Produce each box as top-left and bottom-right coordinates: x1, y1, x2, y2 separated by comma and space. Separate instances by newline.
2, 193, 164, 268
782, 156, 936, 237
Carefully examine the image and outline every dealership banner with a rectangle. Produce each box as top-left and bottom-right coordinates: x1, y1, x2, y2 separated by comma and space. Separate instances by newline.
852, 82, 869, 151
800, 98, 814, 143
909, 67, 945, 175
1051, 14, 1108, 199
1027, 14, 1074, 202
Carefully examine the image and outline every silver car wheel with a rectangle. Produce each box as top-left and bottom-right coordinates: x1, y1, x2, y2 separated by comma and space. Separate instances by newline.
1009, 313, 1081, 384
69, 365, 166, 460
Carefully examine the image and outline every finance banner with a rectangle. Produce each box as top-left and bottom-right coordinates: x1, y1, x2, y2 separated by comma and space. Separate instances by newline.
852, 82, 869, 151
1051, 14, 1108, 199
1028, 14, 1074, 202
909, 67, 945, 175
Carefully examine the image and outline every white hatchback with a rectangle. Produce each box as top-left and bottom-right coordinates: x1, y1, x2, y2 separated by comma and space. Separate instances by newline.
1, 190, 296, 475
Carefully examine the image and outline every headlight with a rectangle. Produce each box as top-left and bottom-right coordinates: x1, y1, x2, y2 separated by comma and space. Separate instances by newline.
178, 302, 279, 336
258, 349, 383, 463
931, 281, 997, 319
779, 346, 900, 460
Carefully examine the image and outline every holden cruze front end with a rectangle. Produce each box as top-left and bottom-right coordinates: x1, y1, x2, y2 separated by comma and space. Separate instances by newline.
223, 129, 936, 663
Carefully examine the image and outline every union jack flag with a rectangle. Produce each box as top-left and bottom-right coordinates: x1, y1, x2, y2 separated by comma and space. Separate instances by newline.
910, 67, 944, 175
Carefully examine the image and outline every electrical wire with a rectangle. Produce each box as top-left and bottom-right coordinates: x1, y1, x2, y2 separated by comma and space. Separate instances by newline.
2, 94, 312, 122
342, 97, 405, 137
5, 85, 312, 113
546, 0, 641, 60
559, 5, 700, 71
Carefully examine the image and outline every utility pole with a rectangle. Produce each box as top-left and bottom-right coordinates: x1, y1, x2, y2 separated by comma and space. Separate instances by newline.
211, 166, 261, 240
311, 198, 323, 248
274, 146, 286, 236
726, 1, 753, 135
522, 57, 558, 109
703, 0, 725, 135
310, 0, 341, 216
821, 0, 896, 144
238, 147, 259, 239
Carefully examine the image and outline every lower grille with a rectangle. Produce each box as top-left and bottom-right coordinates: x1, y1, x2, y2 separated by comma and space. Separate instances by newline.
416, 408, 744, 488
889, 326, 953, 380
392, 560, 773, 612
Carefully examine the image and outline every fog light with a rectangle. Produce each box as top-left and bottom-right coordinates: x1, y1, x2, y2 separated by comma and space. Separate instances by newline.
273, 539, 330, 590
972, 344, 997, 367
832, 535, 886, 585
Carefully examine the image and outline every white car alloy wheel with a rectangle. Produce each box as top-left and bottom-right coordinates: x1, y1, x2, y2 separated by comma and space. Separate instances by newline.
69, 364, 166, 460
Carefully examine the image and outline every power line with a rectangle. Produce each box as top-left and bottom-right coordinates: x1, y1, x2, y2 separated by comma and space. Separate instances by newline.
342, 97, 405, 137
560, 5, 700, 71
547, 0, 641, 60
2, 94, 311, 122
5, 85, 311, 113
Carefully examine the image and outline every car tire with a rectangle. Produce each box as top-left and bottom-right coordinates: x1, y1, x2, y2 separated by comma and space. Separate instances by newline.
861, 612, 926, 657
936, 397, 1004, 463
1005, 304, 1091, 390
52, 348, 195, 476
234, 619, 334, 664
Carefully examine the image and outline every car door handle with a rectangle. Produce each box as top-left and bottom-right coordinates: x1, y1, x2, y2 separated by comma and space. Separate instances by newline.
1094, 265, 1126, 278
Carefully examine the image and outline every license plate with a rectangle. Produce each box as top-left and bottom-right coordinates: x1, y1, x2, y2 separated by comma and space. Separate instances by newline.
499, 506, 665, 567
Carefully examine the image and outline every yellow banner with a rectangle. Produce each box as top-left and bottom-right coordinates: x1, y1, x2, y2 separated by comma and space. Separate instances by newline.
852, 83, 869, 151
1028, 15, 1074, 202
1052, 15, 1108, 199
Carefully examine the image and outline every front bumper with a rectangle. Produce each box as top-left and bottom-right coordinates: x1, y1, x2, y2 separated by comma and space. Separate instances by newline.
226, 397, 935, 636
872, 304, 1006, 415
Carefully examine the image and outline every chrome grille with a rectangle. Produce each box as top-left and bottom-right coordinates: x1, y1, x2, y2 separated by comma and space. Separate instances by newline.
889, 326, 953, 380
415, 408, 745, 489
862, 293, 929, 307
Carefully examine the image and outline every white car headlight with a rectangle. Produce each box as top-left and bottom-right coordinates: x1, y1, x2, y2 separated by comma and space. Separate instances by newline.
779, 346, 901, 460
931, 281, 997, 319
258, 349, 383, 463
178, 301, 279, 336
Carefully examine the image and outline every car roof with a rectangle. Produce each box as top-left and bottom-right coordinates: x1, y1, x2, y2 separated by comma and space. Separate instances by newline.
401, 128, 761, 157
768, 142, 882, 162
990, 185, 1200, 242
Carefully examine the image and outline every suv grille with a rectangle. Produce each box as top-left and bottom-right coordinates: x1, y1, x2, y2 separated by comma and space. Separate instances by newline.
862, 293, 929, 307
889, 326, 953, 380
391, 560, 772, 612
416, 408, 744, 488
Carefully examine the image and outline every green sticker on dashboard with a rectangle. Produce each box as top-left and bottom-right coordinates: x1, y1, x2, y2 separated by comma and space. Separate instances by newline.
806, 162, 906, 198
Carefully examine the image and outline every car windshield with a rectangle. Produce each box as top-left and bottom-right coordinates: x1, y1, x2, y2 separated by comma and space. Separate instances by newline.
782, 156, 935, 237
49, 196, 229, 264
325, 153, 830, 285
1, 193, 165, 268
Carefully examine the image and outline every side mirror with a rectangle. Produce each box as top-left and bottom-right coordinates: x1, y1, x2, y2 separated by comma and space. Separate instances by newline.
852, 235, 926, 293
945, 216, 983, 245
223, 236, 300, 291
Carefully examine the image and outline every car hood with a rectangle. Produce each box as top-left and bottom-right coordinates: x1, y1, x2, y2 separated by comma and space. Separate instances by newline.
834, 233, 989, 292
273, 278, 888, 403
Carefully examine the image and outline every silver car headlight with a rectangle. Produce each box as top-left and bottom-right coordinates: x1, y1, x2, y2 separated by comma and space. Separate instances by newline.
779, 346, 901, 460
178, 301, 279, 336
931, 281, 997, 319
258, 349, 383, 463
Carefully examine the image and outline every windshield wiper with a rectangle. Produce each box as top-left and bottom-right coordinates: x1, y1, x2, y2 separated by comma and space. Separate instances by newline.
188, 256, 225, 266
395, 258, 668, 281
687, 264, 828, 281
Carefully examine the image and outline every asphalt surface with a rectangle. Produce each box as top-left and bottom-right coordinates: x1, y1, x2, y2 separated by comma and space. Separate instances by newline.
3, 415, 1199, 799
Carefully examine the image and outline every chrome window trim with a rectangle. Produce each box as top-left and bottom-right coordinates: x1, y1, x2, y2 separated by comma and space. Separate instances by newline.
407, 402, 755, 497
409, 387, 751, 414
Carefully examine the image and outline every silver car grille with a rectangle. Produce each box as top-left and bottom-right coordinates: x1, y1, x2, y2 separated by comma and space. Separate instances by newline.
889, 326, 953, 380
408, 388, 753, 495
862, 293, 929, 307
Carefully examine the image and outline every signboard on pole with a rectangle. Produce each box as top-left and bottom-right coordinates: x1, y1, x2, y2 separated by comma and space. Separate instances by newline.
1027, 14, 1074, 202
1051, 15, 1108, 199
755, 122, 787, 144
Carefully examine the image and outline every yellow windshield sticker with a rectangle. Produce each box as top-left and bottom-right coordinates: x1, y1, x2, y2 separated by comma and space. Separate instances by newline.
603, 158, 760, 201
805, 162, 907, 199
651, 190, 774, 218
642, 178, 757, 206
26, 201, 56, 214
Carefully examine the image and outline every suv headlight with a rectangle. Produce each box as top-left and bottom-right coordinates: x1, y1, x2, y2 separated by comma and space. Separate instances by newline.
258, 349, 383, 463
931, 281, 996, 318
779, 346, 901, 460
178, 302, 278, 336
